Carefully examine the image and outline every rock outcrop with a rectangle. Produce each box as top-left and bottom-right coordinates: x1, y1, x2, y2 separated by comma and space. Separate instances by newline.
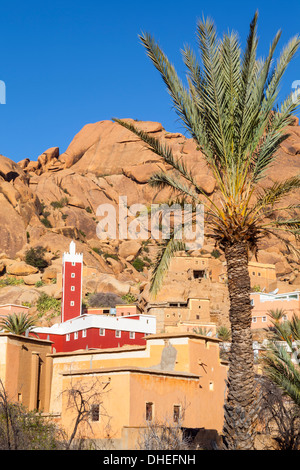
0, 118, 299, 327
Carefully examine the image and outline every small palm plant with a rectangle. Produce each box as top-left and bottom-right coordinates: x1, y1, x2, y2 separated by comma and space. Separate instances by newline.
268, 308, 287, 323
217, 325, 231, 342
0, 312, 37, 336
216, 326, 232, 362
192, 326, 213, 336
114, 12, 300, 449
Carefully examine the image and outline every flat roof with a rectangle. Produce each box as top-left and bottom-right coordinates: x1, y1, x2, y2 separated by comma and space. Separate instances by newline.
0, 332, 52, 345
49, 344, 146, 358
145, 332, 222, 343
62, 365, 200, 379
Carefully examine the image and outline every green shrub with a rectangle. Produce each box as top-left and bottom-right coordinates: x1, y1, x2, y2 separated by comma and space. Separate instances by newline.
41, 217, 52, 228
252, 285, 262, 292
50, 197, 68, 209
0, 393, 63, 449
36, 293, 61, 317
211, 249, 221, 258
121, 293, 137, 304
92, 247, 103, 256
0, 277, 25, 288
132, 257, 145, 272
42, 210, 50, 218
22, 302, 32, 308
103, 253, 119, 261
25, 246, 48, 270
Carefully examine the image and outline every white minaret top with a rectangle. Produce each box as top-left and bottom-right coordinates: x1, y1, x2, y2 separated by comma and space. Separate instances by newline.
62, 241, 83, 264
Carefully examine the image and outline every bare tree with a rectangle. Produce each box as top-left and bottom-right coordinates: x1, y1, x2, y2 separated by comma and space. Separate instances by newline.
62, 376, 113, 450
87, 292, 124, 308
137, 401, 194, 450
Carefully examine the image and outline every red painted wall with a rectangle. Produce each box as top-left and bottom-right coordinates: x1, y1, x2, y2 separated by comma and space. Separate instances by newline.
35, 327, 147, 353
62, 261, 82, 322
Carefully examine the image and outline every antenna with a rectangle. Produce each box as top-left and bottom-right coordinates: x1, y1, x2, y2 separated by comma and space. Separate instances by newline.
268, 288, 279, 295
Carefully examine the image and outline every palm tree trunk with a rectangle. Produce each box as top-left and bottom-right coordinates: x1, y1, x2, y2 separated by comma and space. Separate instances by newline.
222, 241, 258, 450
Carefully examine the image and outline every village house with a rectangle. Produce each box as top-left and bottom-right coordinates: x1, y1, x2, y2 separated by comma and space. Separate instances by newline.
32, 312, 156, 353
0, 332, 52, 411
0, 303, 29, 317
47, 331, 228, 449
250, 289, 300, 330
166, 253, 277, 292
0, 328, 228, 449
146, 297, 213, 333
83, 304, 139, 317
147, 254, 278, 332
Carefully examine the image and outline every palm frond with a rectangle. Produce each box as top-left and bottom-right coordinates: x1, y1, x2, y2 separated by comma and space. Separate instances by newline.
138, 31, 211, 154
263, 34, 300, 114
264, 360, 300, 406
263, 343, 300, 406
112, 117, 211, 197
219, 31, 241, 151
235, 11, 259, 163
263, 312, 300, 406
150, 236, 186, 298
263, 229, 300, 261
270, 219, 300, 240
196, 17, 229, 168
252, 176, 300, 213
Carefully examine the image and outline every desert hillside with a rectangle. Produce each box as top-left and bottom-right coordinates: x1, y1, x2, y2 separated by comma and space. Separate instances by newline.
0, 118, 299, 325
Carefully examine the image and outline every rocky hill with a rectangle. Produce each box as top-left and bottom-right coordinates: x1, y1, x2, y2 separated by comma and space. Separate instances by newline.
0, 118, 299, 325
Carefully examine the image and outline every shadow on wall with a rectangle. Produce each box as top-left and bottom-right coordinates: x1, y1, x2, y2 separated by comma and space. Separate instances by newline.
149, 340, 177, 371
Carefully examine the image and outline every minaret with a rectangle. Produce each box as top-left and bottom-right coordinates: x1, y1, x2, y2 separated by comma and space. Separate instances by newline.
61, 241, 83, 322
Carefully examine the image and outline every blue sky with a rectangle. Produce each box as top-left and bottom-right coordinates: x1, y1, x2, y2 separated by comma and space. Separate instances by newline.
1, 0, 300, 163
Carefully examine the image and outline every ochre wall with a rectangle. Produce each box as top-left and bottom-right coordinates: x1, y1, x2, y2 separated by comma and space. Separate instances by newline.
48, 334, 228, 446
0, 334, 52, 411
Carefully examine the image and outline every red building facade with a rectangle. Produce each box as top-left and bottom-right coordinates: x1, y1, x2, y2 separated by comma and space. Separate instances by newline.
31, 240, 156, 352
61, 241, 83, 322
32, 313, 156, 353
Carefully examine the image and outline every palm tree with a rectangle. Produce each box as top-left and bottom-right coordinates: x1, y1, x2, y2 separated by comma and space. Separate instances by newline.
0, 312, 37, 336
263, 314, 300, 407
113, 12, 300, 449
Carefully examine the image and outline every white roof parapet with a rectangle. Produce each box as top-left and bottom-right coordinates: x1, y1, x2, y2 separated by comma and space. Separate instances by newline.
257, 291, 300, 302
32, 314, 157, 336
62, 241, 83, 264
0, 304, 29, 309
